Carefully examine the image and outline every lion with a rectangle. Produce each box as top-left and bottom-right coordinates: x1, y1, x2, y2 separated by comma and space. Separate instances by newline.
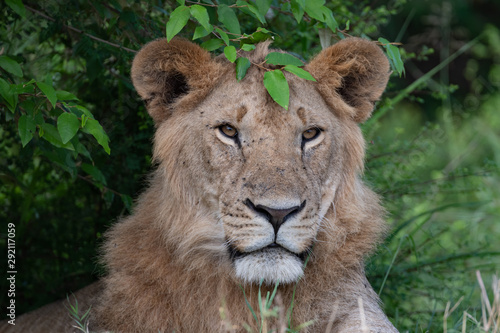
3, 38, 398, 332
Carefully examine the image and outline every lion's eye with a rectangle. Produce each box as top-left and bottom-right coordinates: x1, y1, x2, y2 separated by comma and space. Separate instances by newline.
219, 124, 238, 138
302, 128, 321, 142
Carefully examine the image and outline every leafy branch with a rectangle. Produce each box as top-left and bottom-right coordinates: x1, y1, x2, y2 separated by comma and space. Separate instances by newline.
165, 0, 405, 110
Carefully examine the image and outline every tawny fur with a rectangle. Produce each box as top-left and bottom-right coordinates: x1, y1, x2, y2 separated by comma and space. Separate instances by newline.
3, 38, 397, 333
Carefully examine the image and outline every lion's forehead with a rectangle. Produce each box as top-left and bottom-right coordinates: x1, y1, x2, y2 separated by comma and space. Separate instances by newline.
199, 70, 334, 127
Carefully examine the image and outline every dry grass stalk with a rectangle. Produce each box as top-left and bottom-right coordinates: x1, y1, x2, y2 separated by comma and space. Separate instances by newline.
444, 296, 464, 333
475, 271, 499, 332
455, 271, 500, 333
219, 301, 238, 333
324, 300, 339, 333
358, 297, 369, 333
275, 293, 287, 333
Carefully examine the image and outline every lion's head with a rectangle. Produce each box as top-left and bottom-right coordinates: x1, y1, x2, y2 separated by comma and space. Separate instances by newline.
130, 38, 390, 286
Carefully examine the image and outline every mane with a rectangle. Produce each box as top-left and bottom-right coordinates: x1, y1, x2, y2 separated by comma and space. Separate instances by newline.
95, 39, 390, 332
95, 124, 386, 332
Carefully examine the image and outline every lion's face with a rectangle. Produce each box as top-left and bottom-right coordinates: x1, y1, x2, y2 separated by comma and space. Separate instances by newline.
131, 38, 390, 286
153, 75, 348, 285
185, 74, 347, 284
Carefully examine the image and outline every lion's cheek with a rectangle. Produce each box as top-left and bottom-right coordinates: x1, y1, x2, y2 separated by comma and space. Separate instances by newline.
222, 217, 274, 252
276, 219, 319, 253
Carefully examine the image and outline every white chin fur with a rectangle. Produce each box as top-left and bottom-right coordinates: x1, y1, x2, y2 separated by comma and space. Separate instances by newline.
234, 248, 304, 285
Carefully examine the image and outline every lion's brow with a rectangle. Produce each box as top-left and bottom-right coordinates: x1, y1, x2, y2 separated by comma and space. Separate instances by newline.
236, 105, 248, 123
297, 107, 307, 125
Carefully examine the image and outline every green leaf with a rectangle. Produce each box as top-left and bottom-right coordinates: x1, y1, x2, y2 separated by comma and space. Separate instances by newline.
121, 195, 133, 213
379, 38, 405, 76
166, 6, 190, 42
216, 28, 230, 46
82, 163, 107, 185
290, 0, 305, 23
0, 56, 23, 77
18, 114, 36, 147
321, 7, 338, 32
21, 78, 35, 86
295, 0, 306, 8
236, 0, 266, 25
224, 46, 237, 63
103, 190, 114, 208
190, 5, 211, 31
81, 114, 88, 127
265, 52, 304, 66
176, 0, 185, 5
41, 123, 75, 150
37, 81, 57, 109
76, 142, 92, 161
6, 0, 26, 17
74, 105, 94, 118
283, 65, 316, 81
33, 112, 44, 126
57, 112, 80, 144
56, 90, 79, 101
255, 0, 272, 16
235, 57, 251, 81
13, 81, 35, 94
240, 28, 273, 44
44, 72, 53, 86
263, 70, 289, 110
256, 27, 271, 34
218, 4, 241, 35
255, 0, 273, 15
200, 38, 224, 51
0, 78, 17, 112
304, 0, 326, 21
0, 78, 11, 97
193, 25, 213, 40
83, 118, 111, 154
241, 44, 256, 51
40, 147, 77, 177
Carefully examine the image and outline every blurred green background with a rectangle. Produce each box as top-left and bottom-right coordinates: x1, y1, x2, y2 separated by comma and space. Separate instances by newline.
1, 0, 499, 331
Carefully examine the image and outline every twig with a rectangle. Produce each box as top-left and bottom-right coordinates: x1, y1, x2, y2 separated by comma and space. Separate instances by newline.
270, 5, 309, 22
24, 5, 137, 53
185, 0, 246, 8
249, 59, 271, 71
77, 174, 123, 196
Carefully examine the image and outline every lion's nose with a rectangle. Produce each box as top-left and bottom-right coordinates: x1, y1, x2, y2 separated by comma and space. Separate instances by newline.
245, 199, 306, 234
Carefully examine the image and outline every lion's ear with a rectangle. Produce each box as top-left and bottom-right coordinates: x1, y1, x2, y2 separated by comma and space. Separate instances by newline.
305, 38, 390, 123
131, 39, 222, 124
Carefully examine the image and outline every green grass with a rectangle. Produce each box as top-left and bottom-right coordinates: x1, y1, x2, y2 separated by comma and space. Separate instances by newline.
66, 294, 91, 333
365, 93, 500, 331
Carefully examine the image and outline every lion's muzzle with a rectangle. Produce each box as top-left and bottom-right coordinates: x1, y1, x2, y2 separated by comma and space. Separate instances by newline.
244, 199, 306, 235
225, 199, 313, 285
